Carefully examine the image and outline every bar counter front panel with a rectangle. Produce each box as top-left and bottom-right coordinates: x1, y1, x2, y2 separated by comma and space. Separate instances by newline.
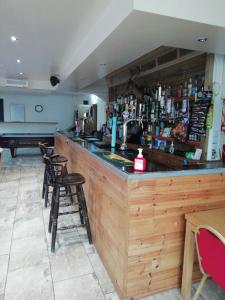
55, 133, 225, 300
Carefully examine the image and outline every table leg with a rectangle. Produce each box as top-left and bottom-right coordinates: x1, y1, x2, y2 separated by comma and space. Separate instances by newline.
181, 222, 195, 300
10, 147, 16, 158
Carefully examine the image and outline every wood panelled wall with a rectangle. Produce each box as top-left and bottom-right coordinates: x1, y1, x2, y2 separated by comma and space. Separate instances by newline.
55, 135, 225, 300
108, 51, 206, 101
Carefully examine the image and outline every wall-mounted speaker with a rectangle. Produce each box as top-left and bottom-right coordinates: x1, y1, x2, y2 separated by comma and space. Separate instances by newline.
50, 76, 60, 87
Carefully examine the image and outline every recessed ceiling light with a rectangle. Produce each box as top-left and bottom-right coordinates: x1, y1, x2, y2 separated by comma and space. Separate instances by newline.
100, 63, 107, 66
19, 72, 23, 75
11, 36, 17, 42
197, 37, 207, 43
16, 59, 21, 63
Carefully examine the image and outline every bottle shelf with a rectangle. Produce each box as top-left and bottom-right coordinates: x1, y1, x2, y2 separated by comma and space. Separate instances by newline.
186, 140, 201, 146
153, 135, 174, 142
152, 135, 200, 146
173, 95, 196, 102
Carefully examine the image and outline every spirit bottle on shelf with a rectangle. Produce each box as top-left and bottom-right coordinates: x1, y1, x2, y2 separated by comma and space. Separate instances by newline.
188, 78, 192, 97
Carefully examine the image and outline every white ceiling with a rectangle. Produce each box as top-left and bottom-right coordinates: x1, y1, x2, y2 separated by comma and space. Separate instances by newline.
0, 0, 111, 80
1, 0, 225, 98
60, 9, 225, 98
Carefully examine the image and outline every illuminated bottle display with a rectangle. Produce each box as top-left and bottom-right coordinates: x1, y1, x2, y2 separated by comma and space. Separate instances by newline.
106, 76, 210, 144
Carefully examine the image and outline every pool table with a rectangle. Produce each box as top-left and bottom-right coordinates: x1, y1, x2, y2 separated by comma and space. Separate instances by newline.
0, 133, 54, 157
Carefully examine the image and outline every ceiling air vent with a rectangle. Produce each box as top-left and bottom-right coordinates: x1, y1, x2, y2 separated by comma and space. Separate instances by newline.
4, 79, 29, 88
158, 49, 177, 66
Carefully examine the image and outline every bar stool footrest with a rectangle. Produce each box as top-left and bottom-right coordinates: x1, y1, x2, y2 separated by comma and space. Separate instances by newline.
58, 224, 85, 231
59, 193, 77, 198
58, 210, 79, 216
58, 224, 77, 231
59, 202, 73, 208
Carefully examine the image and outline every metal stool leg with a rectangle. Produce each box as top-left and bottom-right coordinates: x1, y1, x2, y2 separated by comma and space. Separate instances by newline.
48, 186, 56, 233
42, 166, 47, 199
77, 184, 92, 244
76, 185, 84, 225
44, 182, 49, 208
51, 186, 60, 252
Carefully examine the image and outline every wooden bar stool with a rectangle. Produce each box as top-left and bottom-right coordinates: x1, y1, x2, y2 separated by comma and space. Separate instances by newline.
39, 142, 55, 200
45, 156, 92, 252
39, 143, 68, 207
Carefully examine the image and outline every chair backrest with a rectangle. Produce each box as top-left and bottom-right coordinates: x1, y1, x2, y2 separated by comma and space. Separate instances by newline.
195, 225, 225, 290
43, 154, 66, 184
38, 142, 54, 157
38, 142, 47, 156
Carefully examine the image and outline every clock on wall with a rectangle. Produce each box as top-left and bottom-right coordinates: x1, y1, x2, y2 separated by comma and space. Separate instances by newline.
35, 105, 43, 113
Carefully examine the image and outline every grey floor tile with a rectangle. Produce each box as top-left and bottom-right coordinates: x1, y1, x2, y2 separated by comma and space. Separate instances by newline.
105, 291, 120, 300
0, 182, 19, 198
83, 240, 96, 255
18, 189, 41, 203
0, 255, 9, 296
0, 226, 13, 255
0, 294, 4, 300
0, 198, 17, 209
13, 216, 45, 239
142, 288, 182, 300
9, 235, 48, 271
19, 182, 41, 195
54, 273, 105, 300
15, 200, 42, 221
88, 252, 114, 294
193, 279, 225, 300
50, 243, 93, 282
0, 198, 17, 227
4, 263, 54, 300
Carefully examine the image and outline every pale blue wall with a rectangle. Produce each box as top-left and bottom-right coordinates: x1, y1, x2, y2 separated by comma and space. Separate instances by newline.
0, 92, 106, 133
1, 93, 76, 130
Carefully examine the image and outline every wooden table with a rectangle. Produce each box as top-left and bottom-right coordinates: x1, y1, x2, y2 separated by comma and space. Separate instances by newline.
181, 208, 225, 300
0, 133, 54, 157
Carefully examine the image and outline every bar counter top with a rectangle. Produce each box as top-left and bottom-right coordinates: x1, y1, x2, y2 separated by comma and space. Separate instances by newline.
56, 131, 225, 180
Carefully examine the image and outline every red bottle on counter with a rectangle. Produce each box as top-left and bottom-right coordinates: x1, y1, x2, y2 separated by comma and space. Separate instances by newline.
134, 148, 146, 172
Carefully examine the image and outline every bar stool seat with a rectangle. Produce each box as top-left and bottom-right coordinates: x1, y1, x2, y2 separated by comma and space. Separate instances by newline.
55, 173, 85, 186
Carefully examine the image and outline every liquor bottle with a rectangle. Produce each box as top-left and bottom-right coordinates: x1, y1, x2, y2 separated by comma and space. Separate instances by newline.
188, 78, 192, 97
178, 84, 183, 98
146, 124, 152, 148
197, 77, 205, 99
167, 85, 171, 97
157, 82, 162, 102
150, 101, 155, 122
125, 97, 128, 111
143, 88, 148, 102
192, 79, 198, 96
183, 81, 188, 97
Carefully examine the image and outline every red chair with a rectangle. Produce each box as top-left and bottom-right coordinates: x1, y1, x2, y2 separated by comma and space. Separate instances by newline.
193, 225, 225, 300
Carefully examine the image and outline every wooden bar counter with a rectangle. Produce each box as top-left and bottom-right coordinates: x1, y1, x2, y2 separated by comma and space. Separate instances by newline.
55, 133, 225, 300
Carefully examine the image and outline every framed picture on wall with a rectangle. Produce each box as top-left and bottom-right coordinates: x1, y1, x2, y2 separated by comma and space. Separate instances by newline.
10, 104, 25, 122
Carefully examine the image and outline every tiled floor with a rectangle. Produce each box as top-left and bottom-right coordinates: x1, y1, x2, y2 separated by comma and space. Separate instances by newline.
0, 148, 224, 300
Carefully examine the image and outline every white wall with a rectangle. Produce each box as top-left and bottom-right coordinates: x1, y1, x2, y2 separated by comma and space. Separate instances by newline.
1, 92, 76, 130
74, 94, 106, 130
0, 91, 106, 133
134, 0, 225, 28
